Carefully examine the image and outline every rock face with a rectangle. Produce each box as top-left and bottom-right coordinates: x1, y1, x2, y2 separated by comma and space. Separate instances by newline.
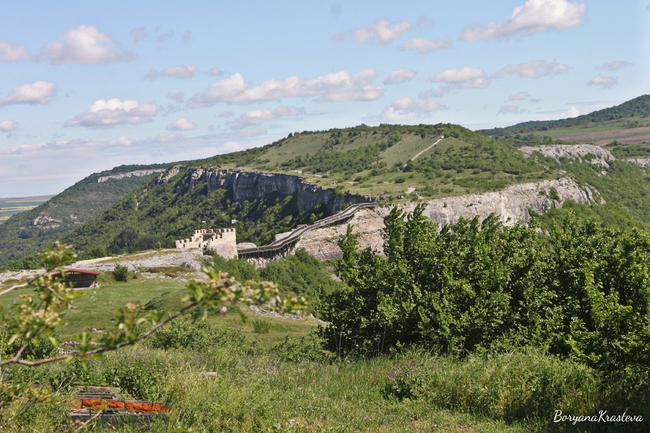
390, 177, 600, 227
157, 166, 186, 184
519, 145, 615, 167
31, 214, 61, 229
204, 169, 373, 214
626, 158, 650, 167
295, 177, 600, 260
97, 169, 165, 183
295, 208, 386, 261
156, 166, 374, 215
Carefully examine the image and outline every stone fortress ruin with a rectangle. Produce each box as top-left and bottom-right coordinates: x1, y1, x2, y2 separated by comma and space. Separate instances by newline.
175, 228, 237, 259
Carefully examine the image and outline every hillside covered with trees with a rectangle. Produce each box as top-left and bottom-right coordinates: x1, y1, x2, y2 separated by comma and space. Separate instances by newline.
0, 164, 170, 269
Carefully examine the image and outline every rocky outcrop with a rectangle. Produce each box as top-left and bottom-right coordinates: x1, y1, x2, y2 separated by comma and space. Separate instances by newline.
177, 168, 374, 214
31, 214, 61, 229
294, 208, 386, 260
156, 166, 186, 184
295, 177, 600, 260
520, 145, 615, 167
97, 169, 165, 183
625, 158, 650, 167
388, 177, 600, 227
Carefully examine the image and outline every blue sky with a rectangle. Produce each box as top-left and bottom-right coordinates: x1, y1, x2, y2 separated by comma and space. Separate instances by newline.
1, 0, 648, 196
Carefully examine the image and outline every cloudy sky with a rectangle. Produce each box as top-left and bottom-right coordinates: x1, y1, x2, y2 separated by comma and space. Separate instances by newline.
1, 0, 649, 197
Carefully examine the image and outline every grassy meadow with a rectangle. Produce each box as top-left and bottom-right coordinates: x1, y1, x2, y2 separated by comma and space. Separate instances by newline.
1, 266, 647, 432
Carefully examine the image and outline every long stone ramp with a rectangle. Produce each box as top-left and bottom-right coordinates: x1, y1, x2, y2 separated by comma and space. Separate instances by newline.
238, 202, 376, 259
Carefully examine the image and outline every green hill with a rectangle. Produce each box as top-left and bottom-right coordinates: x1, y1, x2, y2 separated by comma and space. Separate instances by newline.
57, 123, 556, 259
480, 95, 650, 146
0, 164, 170, 269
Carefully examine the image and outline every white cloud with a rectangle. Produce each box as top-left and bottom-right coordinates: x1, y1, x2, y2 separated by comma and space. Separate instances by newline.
460, 0, 585, 41
587, 74, 617, 89
154, 132, 182, 142
494, 60, 568, 79
598, 61, 631, 71
0, 81, 57, 107
108, 135, 133, 146
188, 68, 383, 107
167, 118, 197, 131
65, 98, 158, 127
42, 25, 133, 64
234, 106, 305, 126
508, 91, 531, 100
221, 141, 244, 152
399, 37, 451, 53
498, 104, 526, 115
369, 97, 446, 122
0, 120, 17, 132
334, 19, 411, 44
209, 67, 224, 76
419, 87, 450, 99
130, 27, 147, 42
144, 65, 198, 80
218, 111, 234, 118
383, 68, 417, 85
429, 66, 490, 89
0, 41, 36, 63
565, 107, 580, 117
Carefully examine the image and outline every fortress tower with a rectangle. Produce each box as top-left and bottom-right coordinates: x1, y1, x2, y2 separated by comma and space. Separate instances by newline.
175, 228, 237, 259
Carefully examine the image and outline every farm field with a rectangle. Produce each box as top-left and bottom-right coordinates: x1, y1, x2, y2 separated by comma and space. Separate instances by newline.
528, 123, 650, 146
0, 195, 53, 223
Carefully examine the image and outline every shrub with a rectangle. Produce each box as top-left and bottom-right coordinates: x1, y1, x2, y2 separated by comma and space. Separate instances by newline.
112, 263, 129, 282
383, 351, 600, 423
252, 319, 271, 334
147, 319, 248, 353
271, 334, 333, 363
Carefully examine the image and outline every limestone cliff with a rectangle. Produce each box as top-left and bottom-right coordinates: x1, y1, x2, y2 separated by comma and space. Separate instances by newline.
519, 144, 615, 167
204, 169, 373, 214
295, 177, 600, 260
97, 169, 165, 183
158, 166, 374, 215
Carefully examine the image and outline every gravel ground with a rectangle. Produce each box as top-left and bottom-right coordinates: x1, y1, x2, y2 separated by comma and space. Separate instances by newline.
0, 249, 211, 285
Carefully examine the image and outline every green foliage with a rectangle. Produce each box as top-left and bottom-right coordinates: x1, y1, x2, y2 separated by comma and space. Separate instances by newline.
417, 125, 542, 176
146, 319, 248, 352
212, 254, 260, 282
112, 263, 129, 282
280, 140, 387, 175
252, 319, 271, 334
270, 334, 333, 363
259, 249, 345, 312
548, 187, 560, 200
322, 206, 650, 386
606, 141, 650, 158
384, 351, 600, 423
